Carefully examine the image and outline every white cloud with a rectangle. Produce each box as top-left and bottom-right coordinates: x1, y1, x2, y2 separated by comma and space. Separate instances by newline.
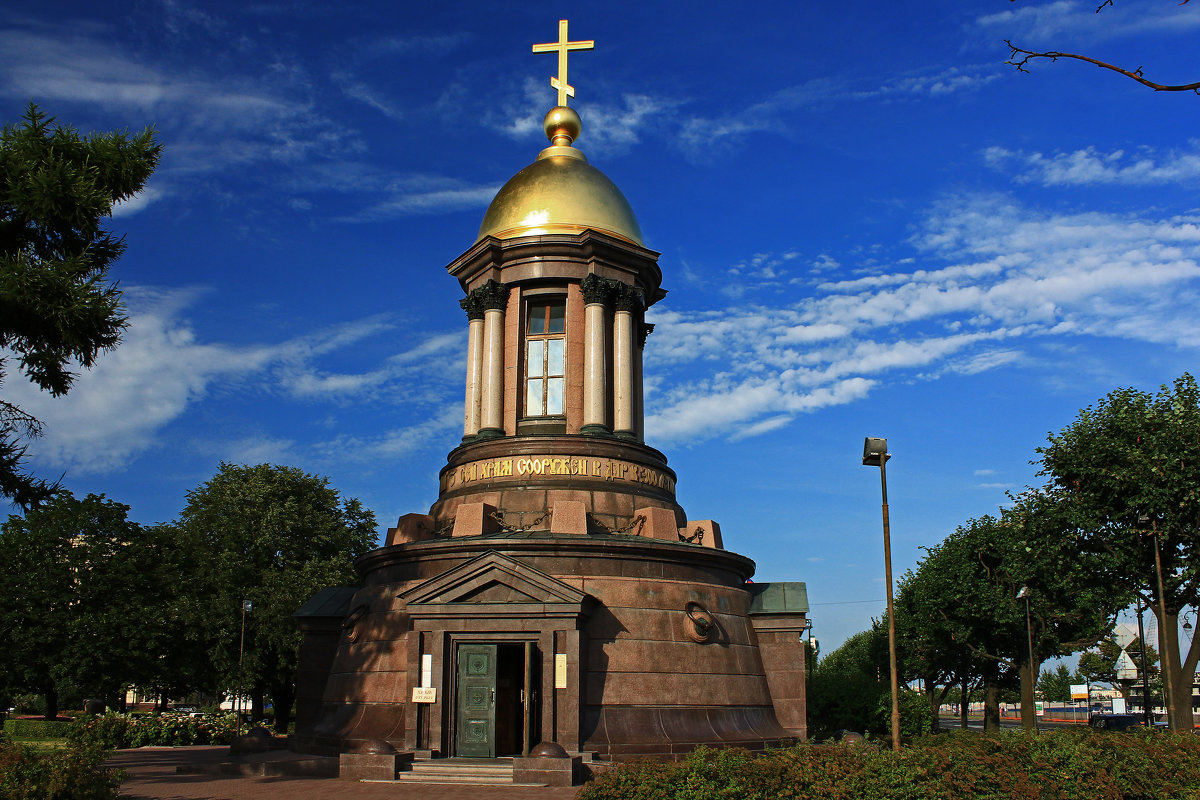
644, 194, 1200, 445
111, 184, 167, 217
984, 143, 1200, 186
6, 288, 460, 473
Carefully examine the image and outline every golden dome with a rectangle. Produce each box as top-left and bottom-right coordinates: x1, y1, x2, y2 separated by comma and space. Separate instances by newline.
477, 107, 644, 246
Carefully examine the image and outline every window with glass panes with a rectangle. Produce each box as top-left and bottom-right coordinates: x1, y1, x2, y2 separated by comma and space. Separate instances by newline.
525, 300, 565, 416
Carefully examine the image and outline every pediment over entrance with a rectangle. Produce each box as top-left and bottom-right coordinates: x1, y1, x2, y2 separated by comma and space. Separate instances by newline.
397, 551, 594, 620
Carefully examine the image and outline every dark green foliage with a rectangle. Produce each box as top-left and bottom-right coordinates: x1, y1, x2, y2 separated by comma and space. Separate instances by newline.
1, 720, 71, 740
0, 103, 160, 507
1037, 373, 1200, 729
0, 736, 121, 800
177, 462, 377, 732
806, 628, 889, 739
874, 689, 935, 738
1036, 663, 1081, 703
577, 731, 1200, 800
895, 490, 1118, 731
0, 492, 169, 719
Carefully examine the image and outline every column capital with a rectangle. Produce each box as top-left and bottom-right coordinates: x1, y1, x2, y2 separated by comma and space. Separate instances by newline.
637, 322, 655, 349
459, 293, 486, 320
475, 279, 511, 311
613, 284, 643, 312
580, 273, 614, 306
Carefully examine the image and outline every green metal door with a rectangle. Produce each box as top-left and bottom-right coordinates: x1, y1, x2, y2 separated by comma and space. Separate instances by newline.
456, 644, 497, 757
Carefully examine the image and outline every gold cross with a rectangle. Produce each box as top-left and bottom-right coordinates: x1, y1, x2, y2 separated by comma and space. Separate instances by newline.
532, 19, 594, 107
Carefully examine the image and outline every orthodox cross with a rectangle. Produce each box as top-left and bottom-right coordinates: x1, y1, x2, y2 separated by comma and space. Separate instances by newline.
532, 19, 594, 107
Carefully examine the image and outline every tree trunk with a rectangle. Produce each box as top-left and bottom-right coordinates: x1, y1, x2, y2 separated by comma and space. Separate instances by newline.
1154, 606, 1200, 731
270, 680, 295, 734
959, 677, 969, 729
983, 681, 1001, 732
251, 686, 265, 722
925, 679, 940, 733
43, 685, 59, 721
1019, 658, 1039, 730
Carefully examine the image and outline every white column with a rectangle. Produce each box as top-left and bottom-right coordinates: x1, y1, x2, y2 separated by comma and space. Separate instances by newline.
481, 306, 505, 435
613, 307, 634, 437
583, 301, 607, 432
462, 315, 484, 438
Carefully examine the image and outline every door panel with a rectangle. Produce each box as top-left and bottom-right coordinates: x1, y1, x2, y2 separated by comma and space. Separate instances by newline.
456, 644, 497, 757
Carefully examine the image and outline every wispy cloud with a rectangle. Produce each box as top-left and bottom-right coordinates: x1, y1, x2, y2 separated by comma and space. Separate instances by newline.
7, 288, 460, 473
677, 66, 998, 159
645, 194, 1200, 445
984, 142, 1200, 186
973, 0, 1200, 46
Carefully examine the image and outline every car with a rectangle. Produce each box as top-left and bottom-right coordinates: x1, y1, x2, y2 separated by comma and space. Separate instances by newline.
1089, 713, 1144, 731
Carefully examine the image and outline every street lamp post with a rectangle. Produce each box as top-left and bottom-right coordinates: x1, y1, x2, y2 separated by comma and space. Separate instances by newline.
1016, 586, 1038, 732
863, 437, 901, 752
237, 599, 253, 736
1136, 599, 1152, 727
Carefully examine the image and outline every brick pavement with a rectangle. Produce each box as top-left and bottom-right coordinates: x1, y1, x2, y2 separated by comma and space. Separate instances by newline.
108, 747, 582, 800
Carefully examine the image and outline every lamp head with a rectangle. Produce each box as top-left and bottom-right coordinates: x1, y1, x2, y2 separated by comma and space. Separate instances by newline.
862, 437, 890, 467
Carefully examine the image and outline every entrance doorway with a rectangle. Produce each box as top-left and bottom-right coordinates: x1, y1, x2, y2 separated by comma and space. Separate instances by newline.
454, 642, 541, 758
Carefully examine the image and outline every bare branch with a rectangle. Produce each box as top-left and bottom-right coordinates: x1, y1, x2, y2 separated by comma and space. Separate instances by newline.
1005, 39, 1200, 93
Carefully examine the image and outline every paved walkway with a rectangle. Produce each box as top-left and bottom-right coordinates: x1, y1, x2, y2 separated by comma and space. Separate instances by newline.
108, 747, 582, 800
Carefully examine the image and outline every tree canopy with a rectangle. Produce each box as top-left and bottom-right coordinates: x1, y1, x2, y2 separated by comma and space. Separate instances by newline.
1037, 373, 1200, 729
177, 462, 376, 731
0, 492, 162, 718
0, 103, 160, 507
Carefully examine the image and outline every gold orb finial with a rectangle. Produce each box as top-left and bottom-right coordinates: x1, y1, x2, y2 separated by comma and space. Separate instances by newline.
544, 106, 581, 147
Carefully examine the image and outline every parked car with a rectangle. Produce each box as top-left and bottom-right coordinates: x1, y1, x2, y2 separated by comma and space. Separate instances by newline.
1089, 713, 1143, 731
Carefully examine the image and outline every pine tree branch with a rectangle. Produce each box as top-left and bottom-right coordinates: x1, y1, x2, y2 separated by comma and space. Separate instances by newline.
1005, 39, 1200, 94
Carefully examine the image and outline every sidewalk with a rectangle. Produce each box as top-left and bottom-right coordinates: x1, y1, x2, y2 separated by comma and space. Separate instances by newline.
109, 747, 582, 800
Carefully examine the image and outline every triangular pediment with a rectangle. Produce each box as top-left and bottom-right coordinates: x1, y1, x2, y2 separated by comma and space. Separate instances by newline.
398, 551, 591, 609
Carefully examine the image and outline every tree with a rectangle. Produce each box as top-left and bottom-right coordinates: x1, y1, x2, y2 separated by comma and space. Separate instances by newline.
1004, 1, 1198, 94
807, 626, 890, 740
177, 463, 376, 732
0, 103, 160, 507
1037, 663, 1080, 703
0, 492, 159, 718
898, 494, 1118, 732
896, 564, 987, 732
1037, 373, 1200, 730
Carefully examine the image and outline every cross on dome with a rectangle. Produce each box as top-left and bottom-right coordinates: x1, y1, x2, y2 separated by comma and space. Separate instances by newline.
532, 19, 594, 107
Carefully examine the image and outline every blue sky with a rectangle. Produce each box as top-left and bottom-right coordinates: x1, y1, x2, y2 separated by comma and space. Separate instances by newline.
3, 0, 1199, 653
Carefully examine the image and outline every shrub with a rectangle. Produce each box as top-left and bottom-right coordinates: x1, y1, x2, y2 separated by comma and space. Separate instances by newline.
0, 737, 122, 800
68, 712, 239, 749
578, 730, 1200, 800
873, 688, 936, 740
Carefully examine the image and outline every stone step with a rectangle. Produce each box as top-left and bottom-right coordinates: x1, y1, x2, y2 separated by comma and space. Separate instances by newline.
396, 759, 520, 785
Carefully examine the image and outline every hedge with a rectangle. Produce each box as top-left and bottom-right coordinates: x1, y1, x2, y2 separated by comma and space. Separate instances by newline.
577, 730, 1200, 800
1, 719, 73, 740
68, 712, 239, 749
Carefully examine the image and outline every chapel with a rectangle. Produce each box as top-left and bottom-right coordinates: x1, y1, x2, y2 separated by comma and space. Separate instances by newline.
293, 21, 810, 772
